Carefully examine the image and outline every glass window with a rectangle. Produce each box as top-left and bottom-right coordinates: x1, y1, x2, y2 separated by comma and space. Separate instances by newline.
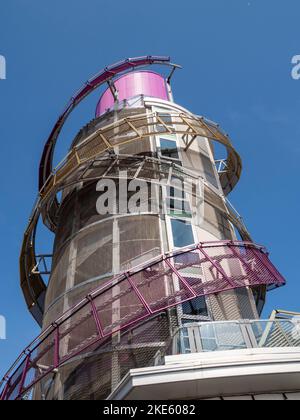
200, 154, 219, 189
168, 198, 191, 217
159, 138, 180, 161
167, 184, 185, 200
158, 113, 173, 125
166, 185, 191, 218
217, 210, 233, 240
171, 219, 194, 248
252, 287, 265, 316
176, 251, 208, 319
204, 203, 233, 240
156, 113, 174, 133
182, 297, 208, 317
181, 327, 192, 353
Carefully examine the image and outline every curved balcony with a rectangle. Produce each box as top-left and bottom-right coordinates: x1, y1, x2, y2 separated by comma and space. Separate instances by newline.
164, 319, 300, 356
1, 241, 285, 400
108, 319, 300, 400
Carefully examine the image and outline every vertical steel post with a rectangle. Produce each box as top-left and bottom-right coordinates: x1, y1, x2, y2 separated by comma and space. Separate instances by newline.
17, 354, 31, 399
89, 298, 104, 338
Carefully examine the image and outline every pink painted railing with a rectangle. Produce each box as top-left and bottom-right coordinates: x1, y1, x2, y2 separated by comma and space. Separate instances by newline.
0, 241, 285, 400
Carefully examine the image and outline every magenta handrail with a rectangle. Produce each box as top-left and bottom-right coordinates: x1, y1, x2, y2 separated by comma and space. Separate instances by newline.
1, 240, 285, 400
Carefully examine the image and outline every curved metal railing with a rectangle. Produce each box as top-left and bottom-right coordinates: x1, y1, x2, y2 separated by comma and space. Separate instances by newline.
2, 241, 285, 400
40, 111, 241, 206
162, 319, 300, 357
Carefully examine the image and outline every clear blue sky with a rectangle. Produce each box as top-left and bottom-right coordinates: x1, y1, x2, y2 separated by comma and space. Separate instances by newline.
0, 0, 300, 379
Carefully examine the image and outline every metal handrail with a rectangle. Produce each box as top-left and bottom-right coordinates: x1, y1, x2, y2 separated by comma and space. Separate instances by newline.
161, 319, 300, 357
39, 111, 240, 203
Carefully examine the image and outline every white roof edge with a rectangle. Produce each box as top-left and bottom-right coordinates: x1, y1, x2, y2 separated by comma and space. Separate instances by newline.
107, 347, 300, 400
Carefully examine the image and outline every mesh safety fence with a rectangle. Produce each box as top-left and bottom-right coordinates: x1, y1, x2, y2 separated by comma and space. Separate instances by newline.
1, 241, 285, 400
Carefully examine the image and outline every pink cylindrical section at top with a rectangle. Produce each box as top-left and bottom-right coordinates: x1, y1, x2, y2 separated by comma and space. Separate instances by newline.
95, 71, 169, 116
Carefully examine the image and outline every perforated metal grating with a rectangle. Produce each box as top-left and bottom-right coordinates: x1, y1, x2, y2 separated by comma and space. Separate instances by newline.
1, 241, 285, 400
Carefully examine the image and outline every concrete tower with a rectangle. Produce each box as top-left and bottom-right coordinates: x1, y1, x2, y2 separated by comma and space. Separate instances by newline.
2, 57, 300, 401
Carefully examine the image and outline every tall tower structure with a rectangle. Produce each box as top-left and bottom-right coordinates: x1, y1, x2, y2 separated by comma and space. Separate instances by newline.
2, 56, 300, 401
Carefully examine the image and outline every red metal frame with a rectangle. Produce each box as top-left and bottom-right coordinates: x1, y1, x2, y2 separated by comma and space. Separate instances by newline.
1, 240, 285, 400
